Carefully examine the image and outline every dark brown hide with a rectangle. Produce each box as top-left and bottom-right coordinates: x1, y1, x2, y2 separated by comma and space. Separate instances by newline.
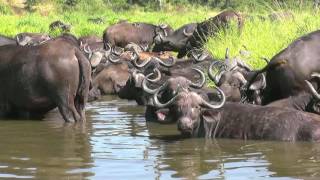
179, 10, 243, 58
103, 22, 173, 49
0, 37, 91, 122
161, 91, 320, 142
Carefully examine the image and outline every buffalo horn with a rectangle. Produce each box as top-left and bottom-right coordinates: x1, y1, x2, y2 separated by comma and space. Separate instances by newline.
130, 50, 139, 61
104, 44, 112, 58
208, 61, 225, 84
189, 68, 206, 89
84, 44, 92, 54
153, 82, 179, 108
108, 54, 121, 63
16, 35, 20, 44
183, 28, 193, 37
153, 56, 176, 67
157, 33, 164, 42
112, 46, 124, 56
305, 80, 320, 100
139, 44, 148, 51
142, 77, 158, 94
160, 24, 168, 29
195, 52, 208, 62
142, 71, 162, 94
191, 50, 200, 61
147, 68, 162, 83
133, 57, 152, 68
159, 24, 168, 36
201, 87, 226, 109
190, 50, 207, 62
164, 30, 168, 37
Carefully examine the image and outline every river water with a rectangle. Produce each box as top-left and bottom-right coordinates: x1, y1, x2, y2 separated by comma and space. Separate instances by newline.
0, 96, 320, 179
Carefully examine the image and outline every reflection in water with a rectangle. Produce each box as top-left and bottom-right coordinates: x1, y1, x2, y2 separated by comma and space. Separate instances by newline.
0, 95, 319, 179
0, 113, 94, 179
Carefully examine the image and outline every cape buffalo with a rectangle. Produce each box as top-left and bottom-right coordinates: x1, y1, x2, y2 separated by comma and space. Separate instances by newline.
153, 23, 197, 54
266, 75, 320, 115
246, 30, 320, 104
103, 21, 174, 50
118, 55, 212, 106
88, 62, 130, 101
208, 50, 265, 103
142, 71, 223, 122
118, 57, 176, 105
179, 10, 243, 58
152, 87, 320, 142
0, 36, 91, 122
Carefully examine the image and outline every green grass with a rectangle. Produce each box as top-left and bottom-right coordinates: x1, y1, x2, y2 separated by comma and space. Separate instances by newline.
0, 1, 320, 70
206, 10, 320, 69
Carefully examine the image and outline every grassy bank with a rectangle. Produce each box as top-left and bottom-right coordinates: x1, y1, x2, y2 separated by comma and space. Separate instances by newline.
206, 10, 320, 68
0, 1, 320, 69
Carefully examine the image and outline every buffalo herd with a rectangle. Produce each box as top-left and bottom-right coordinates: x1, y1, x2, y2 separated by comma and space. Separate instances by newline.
1, 10, 320, 142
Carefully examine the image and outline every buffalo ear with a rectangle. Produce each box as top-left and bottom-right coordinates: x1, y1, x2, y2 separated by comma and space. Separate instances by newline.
249, 74, 266, 90
201, 110, 221, 138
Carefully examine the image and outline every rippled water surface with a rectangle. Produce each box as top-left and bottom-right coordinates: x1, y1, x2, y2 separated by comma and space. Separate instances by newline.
0, 96, 320, 179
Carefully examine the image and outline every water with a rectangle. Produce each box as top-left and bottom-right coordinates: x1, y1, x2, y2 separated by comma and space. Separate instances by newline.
0, 96, 320, 179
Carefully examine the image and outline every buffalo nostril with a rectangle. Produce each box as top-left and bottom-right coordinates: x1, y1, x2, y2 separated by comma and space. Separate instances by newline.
178, 118, 193, 133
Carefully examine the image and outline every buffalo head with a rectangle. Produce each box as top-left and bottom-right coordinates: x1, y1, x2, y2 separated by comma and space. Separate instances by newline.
151, 85, 225, 135
118, 68, 161, 105
154, 24, 174, 41
82, 43, 111, 68
208, 50, 266, 104
142, 69, 207, 122
153, 23, 197, 53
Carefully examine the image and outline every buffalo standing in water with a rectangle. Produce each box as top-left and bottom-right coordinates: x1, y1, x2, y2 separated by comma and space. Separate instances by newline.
0, 35, 91, 122
151, 82, 320, 142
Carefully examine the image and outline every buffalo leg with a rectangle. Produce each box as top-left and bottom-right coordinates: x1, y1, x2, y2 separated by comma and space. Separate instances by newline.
74, 94, 86, 122
57, 92, 81, 123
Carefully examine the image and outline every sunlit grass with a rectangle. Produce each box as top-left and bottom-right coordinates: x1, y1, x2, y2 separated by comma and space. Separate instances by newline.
206, 9, 320, 69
